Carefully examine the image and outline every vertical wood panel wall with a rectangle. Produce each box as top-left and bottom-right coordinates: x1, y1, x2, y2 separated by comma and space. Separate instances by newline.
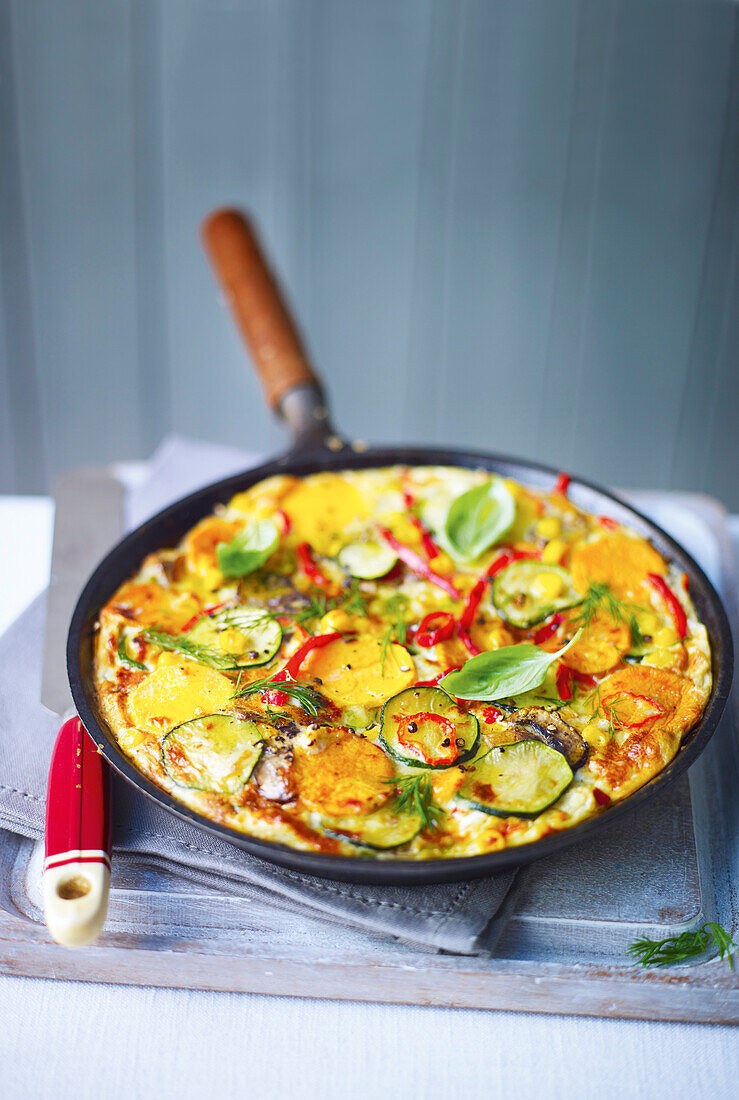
1, 0, 737, 505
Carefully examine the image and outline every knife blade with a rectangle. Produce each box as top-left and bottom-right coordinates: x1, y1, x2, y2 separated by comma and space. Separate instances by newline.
41, 468, 123, 946
41, 469, 125, 715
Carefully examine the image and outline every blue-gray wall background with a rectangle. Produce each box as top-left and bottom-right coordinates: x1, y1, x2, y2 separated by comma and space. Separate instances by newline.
1, 0, 738, 504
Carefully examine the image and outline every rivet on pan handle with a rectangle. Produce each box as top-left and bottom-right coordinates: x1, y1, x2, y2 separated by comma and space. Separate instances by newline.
43, 717, 111, 947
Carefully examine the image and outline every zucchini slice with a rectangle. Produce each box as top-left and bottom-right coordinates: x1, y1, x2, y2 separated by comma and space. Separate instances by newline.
338, 540, 397, 579
187, 608, 282, 669
492, 560, 582, 628
161, 713, 265, 795
320, 807, 422, 850
379, 686, 480, 769
456, 740, 573, 818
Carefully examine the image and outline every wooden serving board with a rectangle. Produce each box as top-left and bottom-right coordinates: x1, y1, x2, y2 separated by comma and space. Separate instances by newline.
0, 482, 736, 1022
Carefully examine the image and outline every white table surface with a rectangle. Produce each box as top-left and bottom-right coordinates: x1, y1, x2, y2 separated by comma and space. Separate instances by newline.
1, 495, 737, 1100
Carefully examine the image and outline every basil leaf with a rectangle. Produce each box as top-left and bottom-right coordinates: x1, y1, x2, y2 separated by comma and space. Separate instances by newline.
444, 478, 516, 562
440, 634, 579, 701
216, 519, 280, 578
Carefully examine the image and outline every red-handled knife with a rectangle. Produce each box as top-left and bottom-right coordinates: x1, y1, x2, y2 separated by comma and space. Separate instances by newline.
40, 470, 123, 946
43, 717, 112, 946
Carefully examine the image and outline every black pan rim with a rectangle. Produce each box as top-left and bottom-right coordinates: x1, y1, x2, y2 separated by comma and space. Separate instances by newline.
68, 443, 734, 885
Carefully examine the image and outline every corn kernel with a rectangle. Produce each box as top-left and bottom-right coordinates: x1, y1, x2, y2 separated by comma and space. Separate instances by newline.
219, 628, 248, 654
645, 649, 677, 669
432, 552, 454, 573
541, 539, 566, 564
636, 612, 660, 636
536, 516, 562, 539
534, 572, 564, 599
320, 608, 354, 633
654, 627, 679, 648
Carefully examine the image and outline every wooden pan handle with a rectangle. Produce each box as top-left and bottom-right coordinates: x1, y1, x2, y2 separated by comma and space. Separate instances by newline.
201, 208, 321, 411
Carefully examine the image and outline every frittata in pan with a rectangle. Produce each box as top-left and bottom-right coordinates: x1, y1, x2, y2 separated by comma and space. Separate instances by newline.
94, 467, 711, 859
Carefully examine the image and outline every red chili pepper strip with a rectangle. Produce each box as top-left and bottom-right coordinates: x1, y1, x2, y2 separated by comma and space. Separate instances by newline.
485, 546, 540, 578
598, 514, 619, 532
458, 628, 481, 656
533, 613, 564, 645
273, 631, 344, 682
275, 508, 292, 535
262, 689, 290, 707
180, 601, 228, 634
604, 692, 665, 729
570, 668, 597, 688
647, 573, 687, 639
482, 706, 502, 724
554, 471, 571, 496
459, 577, 488, 631
681, 572, 689, 592
396, 712, 458, 767
377, 527, 460, 598
416, 611, 456, 648
402, 482, 441, 560
414, 667, 462, 688
593, 788, 611, 807
296, 542, 331, 591
556, 664, 573, 701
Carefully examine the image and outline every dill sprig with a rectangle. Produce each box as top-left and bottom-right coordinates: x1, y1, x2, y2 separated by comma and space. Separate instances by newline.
574, 582, 649, 650
343, 578, 368, 617
142, 628, 236, 670
628, 923, 735, 969
231, 675, 324, 717
386, 774, 444, 832
378, 594, 410, 669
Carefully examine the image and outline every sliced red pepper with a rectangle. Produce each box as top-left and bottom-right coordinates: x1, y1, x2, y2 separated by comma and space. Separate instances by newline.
681, 572, 689, 593
395, 712, 458, 767
180, 600, 227, 635
414, 666, 462, 688
593, 788, 611, 807
401, 478, 441, 560
296, 542, 332, 592
415, 611, 456, 648
459, 577, 488, 631
377, 527, 460, 598
273, 631, 344, 682
262, 688, 290, 707
533, 613, 564, 645
603, 691, 666, 730
485, 546, 540, 578
481, 706, 503, 724
275, 508, 292, 535
458, 628, 481, 656
570, 668, 597, 688
647, 573, 687, 639
554, 471, 571, 496
556, 663, 573, 701
597, 514, 619, 532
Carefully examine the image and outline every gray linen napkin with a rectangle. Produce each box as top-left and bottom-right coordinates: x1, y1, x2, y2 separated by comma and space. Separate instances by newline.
0, 437, 518, 954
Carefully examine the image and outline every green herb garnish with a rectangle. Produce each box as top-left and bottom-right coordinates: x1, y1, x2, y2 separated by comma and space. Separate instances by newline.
342, 579, 368, 617
628, 923, 735, 969
216, 519, 280, 578
387, 774, 444, 832
440, 632, 581, 702
142, 628, 236, 670
231, 675, 324, 717
444, 478, 516, 562
378, 594, 410, 669
117, 631, 146, 671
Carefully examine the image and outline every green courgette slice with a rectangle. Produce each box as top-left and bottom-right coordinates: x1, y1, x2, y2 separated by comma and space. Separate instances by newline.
161, 713, 265, 795
455, 740, 573, 818
379, 686, 480, 769
320, 807, 422, 850
187, 608, 282, 669
337, 540, 397, 579
492, 560, 582, 628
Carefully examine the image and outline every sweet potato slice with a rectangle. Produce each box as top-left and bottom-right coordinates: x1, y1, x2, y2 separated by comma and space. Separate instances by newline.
570, 535, 666, 600
564, 612, 631, 674
127, 660, 234, 733
110, 581, 201, 633
294, 731, 393, 816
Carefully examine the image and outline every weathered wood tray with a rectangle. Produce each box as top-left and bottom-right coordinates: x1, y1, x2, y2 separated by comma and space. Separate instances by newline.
0, 487, 736, 1023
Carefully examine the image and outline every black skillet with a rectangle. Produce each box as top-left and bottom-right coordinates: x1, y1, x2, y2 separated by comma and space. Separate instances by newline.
68, 209, 734, 885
